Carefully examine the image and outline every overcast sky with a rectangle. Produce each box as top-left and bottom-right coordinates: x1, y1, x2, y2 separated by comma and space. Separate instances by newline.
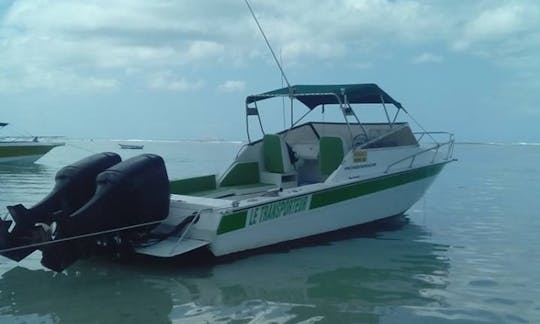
0, 0, 539, 142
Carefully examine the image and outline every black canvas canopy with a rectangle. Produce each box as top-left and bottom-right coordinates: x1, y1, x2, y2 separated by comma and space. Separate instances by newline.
246, 83, 403, 110
0, 122, 8, 127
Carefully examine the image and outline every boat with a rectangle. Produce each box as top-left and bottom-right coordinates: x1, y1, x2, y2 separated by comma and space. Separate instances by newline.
118, 143, 144, 150
0, 83, 455, 272
0, 123, 64, 164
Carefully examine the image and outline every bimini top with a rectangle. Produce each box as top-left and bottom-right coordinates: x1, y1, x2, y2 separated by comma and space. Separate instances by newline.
0, 122, 8, 127
246, 83, 403, 110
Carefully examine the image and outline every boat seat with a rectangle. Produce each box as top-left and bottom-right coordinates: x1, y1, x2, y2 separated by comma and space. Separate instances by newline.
170, 175, 217, 195
219, 161, 262, 187
319, 136, 344, 176
262, 134, 295, 174
261, 134, 297, 187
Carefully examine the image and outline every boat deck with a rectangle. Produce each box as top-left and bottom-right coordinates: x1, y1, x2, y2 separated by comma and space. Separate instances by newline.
187, 182, 277, 199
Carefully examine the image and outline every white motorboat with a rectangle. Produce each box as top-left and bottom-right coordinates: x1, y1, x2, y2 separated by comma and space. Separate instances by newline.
0, 83, 455, 271
118, 143, 144, 150
0, 123, 64, 164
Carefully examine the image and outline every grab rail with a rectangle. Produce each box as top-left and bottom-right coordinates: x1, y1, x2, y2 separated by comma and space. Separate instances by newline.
384, 131, 455, 173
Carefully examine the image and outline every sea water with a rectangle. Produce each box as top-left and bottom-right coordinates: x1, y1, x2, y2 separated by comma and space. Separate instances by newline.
0, 140, 538, 323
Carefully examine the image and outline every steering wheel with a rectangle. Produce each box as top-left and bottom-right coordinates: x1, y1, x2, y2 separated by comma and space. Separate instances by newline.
352, 133, 368, 148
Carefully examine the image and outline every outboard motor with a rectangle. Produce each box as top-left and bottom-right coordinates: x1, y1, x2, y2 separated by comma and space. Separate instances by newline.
0, 152, 121, 261
40, 154, 170, 272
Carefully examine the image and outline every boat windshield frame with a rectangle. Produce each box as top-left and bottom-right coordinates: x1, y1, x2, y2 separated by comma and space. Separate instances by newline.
244, 89, 403, 143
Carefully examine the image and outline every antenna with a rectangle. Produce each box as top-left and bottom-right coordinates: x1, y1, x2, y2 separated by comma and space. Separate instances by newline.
244, 0, 291, 89
280, 48, 286, 128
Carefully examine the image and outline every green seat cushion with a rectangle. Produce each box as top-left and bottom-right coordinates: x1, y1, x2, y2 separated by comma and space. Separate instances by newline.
170, 175, 216, 195
220, 162, 260, 187
263, 134, 284, 173
319, 136, 344, 176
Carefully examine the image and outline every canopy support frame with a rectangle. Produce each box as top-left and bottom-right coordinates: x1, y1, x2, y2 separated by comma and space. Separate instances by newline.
380, 95, 393, 129
342, 91, 369, 147
245, 101, 266, 143
245, 86, 403, 145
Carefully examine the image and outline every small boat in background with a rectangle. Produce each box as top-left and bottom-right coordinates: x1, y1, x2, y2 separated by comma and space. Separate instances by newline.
119, 143, 144, 150
0, 123, 64, 164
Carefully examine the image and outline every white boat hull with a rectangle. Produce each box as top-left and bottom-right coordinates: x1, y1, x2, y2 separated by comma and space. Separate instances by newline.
210, 169, 439, 257
138, 162, 446, 259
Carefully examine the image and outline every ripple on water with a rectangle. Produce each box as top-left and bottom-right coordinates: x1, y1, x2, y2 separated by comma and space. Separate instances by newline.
485, 297, 517, 306
413, 274, 449, 286
171, 300, 320, 324
391, 305, 524, 323
0, 142, 539, 323
468, 279, 498, 287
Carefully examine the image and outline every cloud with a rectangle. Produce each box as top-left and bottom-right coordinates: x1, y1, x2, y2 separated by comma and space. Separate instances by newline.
451, 2, 540, 52
448, 0, 540, 84
147, 72, 203, 92
461, 3, 537, 45
412, 52, 444, 64
0, 66, 119, 94
0, 0, 234, 93
218, 80, 246, 93
0, 0, 539, 93
352, 62, 373, 70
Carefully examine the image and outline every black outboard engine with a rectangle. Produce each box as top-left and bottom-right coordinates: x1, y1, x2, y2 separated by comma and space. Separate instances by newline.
0, 152, 121, 261
0, 153, 170, 272
41, 154, 170, 271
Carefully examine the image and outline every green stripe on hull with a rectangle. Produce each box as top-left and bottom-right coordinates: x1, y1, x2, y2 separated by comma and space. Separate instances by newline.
217, 211, 247, 235
0, 145, 55, 158
216, 163, 446, 235
310, 163, 444, 209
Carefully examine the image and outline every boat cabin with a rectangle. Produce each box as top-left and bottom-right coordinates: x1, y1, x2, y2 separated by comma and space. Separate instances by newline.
170, 84, 424, 199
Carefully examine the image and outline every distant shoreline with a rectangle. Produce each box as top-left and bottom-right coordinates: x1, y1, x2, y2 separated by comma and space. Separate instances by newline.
456, 142, 540, 146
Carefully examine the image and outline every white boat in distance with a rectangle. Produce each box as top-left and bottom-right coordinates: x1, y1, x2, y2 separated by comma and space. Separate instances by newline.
0, 83, 455, 271
118, 143, 144, 150
0, 123, 64, 164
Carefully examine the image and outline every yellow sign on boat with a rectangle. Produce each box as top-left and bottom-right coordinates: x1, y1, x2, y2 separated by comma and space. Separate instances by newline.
354, 149, 367, 162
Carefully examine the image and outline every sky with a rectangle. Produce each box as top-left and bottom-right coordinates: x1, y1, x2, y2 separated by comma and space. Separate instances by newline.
0, 0, 539, 142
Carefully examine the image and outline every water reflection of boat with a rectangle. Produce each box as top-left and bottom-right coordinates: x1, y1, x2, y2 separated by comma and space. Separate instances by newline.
0, 266, 173, 324
0, 218, 450, 323
0, 163, 49, 175
0, 163, 54, 211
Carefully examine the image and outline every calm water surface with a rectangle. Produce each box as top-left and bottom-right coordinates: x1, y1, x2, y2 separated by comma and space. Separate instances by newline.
0, 140, 538, 323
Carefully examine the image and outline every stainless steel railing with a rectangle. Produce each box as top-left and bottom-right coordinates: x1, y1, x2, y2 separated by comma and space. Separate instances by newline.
384, 131, 455, 173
